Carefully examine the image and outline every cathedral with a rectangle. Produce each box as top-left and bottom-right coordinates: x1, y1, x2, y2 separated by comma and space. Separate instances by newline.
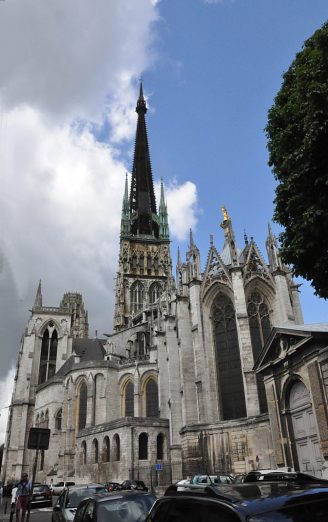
2, 84, 328, 487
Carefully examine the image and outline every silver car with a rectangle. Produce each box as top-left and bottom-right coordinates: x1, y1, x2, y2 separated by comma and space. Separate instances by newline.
52, 483, 107, 522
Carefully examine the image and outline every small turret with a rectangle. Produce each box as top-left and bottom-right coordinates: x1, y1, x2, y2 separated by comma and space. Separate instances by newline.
121, 173, 131, 237
186, 229, 201, 280
159, 179, 169, 239
266, 223, 283, 271
33, 280, 43, 310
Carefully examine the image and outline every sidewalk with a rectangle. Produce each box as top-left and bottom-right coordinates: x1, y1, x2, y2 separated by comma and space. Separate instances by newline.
0, 497, 12, 521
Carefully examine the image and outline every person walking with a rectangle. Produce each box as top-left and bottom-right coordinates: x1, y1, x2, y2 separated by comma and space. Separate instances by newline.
10, 485, 18, 522
15, 474, 31, 522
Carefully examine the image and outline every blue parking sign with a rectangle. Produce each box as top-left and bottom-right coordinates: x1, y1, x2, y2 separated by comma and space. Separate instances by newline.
156, 463, 163, 471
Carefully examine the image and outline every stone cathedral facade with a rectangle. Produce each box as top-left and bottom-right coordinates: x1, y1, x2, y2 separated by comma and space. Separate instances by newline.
2, 85, 328, 486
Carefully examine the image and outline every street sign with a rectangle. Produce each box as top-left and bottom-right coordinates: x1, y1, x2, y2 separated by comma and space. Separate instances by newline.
27, 428, 50, 450
155, 463, 163, 471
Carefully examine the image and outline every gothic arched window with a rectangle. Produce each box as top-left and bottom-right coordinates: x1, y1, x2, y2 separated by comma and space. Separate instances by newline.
139, 433, 148, 460
212, 293, 247, 420
92, 439, 99, 463
125, 381, 134, 417
149, 283, 162, 305
247, 291, 271, 413
102, 436, 110, 462
131, 281, 144, 314
78, 382, 87, 430
38, 324, 58, 384
145, 379, 159, 418
81, 441, 87, 465
113, 434, 120, 461
55, 409, 62, 431
157, 433, 164, 460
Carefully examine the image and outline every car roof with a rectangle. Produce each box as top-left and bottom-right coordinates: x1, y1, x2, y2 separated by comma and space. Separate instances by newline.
67, 483, 104, 491
165, 482, 328, 516
82, 490, 155, 504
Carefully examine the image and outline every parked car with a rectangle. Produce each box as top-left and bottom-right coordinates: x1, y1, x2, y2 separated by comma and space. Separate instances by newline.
243, 469, 328, 483
73, 490, 156, 522
190, 474, 234, 485
121, 480, 148, 491
51, 481, 76, 496
233, 473, 246, 483
52, 483, 107, 521
31, 484, 53, 508
146, 482, 328, 522
104, 482, 123, 492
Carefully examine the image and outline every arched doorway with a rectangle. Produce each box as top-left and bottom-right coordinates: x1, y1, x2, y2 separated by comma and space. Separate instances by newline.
289, 380, 322, 476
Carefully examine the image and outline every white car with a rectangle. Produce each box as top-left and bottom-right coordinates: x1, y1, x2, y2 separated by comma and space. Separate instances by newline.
51, 481, 75, 495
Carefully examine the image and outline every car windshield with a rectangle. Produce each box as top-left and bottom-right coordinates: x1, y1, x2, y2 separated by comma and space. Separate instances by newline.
66, 487, 106, 508
97, 495, 156, 522
33, 486, 48, 493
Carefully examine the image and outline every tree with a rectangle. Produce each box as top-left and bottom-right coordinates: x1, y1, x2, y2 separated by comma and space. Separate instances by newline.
266, 21, 328, 298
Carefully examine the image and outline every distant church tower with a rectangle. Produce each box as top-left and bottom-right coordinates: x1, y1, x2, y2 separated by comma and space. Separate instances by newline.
2, 283, 88, 481
114, 83, 172, 330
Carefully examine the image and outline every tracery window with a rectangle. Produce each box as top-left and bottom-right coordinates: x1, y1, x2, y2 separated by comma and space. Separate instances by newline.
212, 293, 247, 420
247, 291, 271, 413
139, 432, 148, 460
38, 323, 58, 384
145, 378, 159, 418
149, 283, 162, 305
157, 433, 164, 460
125, 381, 134, 417
78, 382, 87, 430
130, 281, 144, 314
102, 436, 110, 462
55, 409, 62, 431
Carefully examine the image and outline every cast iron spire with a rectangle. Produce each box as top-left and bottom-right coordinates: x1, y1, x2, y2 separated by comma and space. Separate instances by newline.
130, 82, 158, 237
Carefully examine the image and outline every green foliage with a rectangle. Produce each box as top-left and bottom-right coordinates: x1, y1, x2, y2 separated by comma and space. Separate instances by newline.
266, 21, 328, 298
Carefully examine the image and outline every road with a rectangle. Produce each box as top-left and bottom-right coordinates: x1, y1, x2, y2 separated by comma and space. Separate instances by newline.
0, 498, 53, 522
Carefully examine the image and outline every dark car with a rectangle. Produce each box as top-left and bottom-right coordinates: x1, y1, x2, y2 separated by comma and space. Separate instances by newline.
52, 483, 107, 521
145, 482, 328, 522
190, 474, 234, 485
73, 490, 156, 522
104, 482, 123, 492
121, 480, 148, 492
243, 469, 328, 483
31, 484, 53, 508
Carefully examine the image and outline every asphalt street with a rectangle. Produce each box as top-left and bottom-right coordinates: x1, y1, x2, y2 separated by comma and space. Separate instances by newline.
0, 498, 53, 522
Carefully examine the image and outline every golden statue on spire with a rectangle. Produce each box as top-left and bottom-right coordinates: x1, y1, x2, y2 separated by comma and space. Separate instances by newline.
221, 206, 229, 222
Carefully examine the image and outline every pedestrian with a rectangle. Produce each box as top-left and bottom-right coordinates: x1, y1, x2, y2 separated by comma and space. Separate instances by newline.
10, 485, 18, 522
15, 473, 31, 522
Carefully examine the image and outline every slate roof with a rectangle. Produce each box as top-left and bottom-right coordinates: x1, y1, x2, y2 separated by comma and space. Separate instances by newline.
55, 338, 107, 377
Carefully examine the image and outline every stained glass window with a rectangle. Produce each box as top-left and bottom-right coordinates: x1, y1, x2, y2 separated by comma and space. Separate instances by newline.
78, 382, 87, 430
125, 381, 134, 417
146, 379, 159, 417
247, 291, 271, 413
212, 293, 246, 420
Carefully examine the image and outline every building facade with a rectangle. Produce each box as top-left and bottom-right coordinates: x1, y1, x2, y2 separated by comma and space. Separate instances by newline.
2, 85, 327, 487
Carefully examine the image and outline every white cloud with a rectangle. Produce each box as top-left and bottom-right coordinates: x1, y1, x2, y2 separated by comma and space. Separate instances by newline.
165, 180, 199, 240
0, 0, 199, 433
0, 1, 159, 127
0, 367, 15, 444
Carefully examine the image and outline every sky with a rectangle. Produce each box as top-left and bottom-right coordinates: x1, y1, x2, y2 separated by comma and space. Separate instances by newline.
0, 0, 327, 442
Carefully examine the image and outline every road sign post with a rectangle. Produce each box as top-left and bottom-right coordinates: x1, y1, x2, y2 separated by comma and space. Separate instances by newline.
26, 428, 50, 522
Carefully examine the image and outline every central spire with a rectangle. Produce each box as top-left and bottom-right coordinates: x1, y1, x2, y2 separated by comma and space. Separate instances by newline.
130, 81, 158, 237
